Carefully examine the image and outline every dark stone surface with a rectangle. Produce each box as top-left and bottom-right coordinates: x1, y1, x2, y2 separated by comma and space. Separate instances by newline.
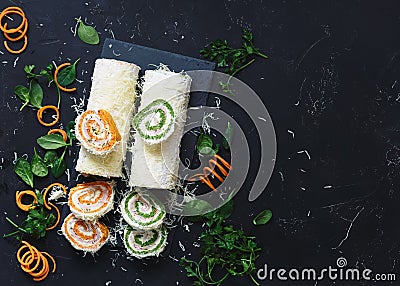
0, 0, 399, 285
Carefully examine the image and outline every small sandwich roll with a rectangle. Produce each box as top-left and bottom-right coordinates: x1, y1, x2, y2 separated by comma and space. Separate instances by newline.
76, 59, 140, 178
130, 69, 192, 189
75, 110, 121, 156
120, 189, 165, 230
124, 226, 167, 258
62, 213, 109, 253
68, 181, 114, 220
132, 99, 175, 145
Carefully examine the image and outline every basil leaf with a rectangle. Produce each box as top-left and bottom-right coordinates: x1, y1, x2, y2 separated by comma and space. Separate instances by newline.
43, 151, 58, 167
196, 133, 215, 156
57, 58, 80, 86
183, 199, 213, 217
51, 156, 66, 178
14, 85, 30, 102
253, 209, 272, 225
66, 120, 76, 141
222, 122, 232, 150
37, 134, 68, 150
14, 158, 34, 187
29, 80, 43, 109
76, 18, 99, 45
31, 148, 48, 177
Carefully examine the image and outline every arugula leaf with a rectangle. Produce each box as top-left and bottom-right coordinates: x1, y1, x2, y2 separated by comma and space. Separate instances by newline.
31, 148, 48, 177
222, 121, 232, 150
37, 134, 69, 150
43, 151, 58, 167
14, 158, 34, 188
29, 80, 43, 109
76, 17, 100, 45
200, 29, 268, 76
3, 191, 56, 240
57, 58, 80, 86
253, 209, 272, 225
180, 199, 261, 286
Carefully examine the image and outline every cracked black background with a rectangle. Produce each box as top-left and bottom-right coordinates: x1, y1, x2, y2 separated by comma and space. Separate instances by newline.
0, 0, 399, 285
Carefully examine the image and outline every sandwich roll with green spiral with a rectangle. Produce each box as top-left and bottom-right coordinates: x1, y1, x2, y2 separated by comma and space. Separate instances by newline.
124, 226, 167, 258
120, 189, 166, 230
132, 99, 175, 145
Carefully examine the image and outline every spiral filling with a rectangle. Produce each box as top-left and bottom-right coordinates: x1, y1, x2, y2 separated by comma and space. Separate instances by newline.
76, 109, 121, 155
120, 190, 165, 230
124, 226, 167, 258
62, 213, 109, 253
68, 181, 114, 220
132, 99, 175, 144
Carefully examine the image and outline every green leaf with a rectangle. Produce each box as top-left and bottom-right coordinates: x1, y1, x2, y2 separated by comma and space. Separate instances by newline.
31, 148, 48, 177
37, 134, 68, 150
66, 120, 76, 141
216, 199, 234, 220
14, 158, 34, 187
51, 156, 66, 178
24, 65, 37, 78
196, 132, 215, 156
43, 151, 57, 167
57, 58, 80, 86
29, 80, 43, 109
183, 199, 213, 217
76, 18, 100, 45
253, 209, 272, 225
14, 85, 30, 102
39, 69, 53, 81
222, 121, 232, 150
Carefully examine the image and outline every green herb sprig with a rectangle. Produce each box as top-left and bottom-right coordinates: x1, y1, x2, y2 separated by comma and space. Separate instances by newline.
3, 191, 56, 240
180, 199, 262, 286
196, 129, 219, 156
200, 29, 268, 94
14, 121, 75, 185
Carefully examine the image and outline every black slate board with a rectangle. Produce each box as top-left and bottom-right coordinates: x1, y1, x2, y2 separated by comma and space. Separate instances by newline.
62, 39, 215, 252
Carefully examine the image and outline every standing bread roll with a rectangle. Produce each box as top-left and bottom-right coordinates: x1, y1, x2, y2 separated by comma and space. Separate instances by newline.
76, 59, 140, 178
129, 69, 192, 189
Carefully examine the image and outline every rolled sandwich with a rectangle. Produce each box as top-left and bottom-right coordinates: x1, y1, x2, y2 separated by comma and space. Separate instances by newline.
62, 213, 109, 253
130, 69, 192, 189
68, 181, 114, 220
76, 59, 140, 178
120, 189, 165, 230
124, 226, 167, 258
75, 110, 121, 156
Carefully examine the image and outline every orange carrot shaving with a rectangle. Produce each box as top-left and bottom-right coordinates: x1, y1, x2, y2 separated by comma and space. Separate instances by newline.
189, 154, 232, 191
3, 20, 27, 41
0, 7, 28, 54
43, 183, 66, 210
0, 7, 26, 33
45, 202, 60, 231
37, 105, 59, 127
54, 62, 77, 92
16, 190, 38, 211
48, 129, 67, 142
16, 241, 56, 282
3, 33, 27, 54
